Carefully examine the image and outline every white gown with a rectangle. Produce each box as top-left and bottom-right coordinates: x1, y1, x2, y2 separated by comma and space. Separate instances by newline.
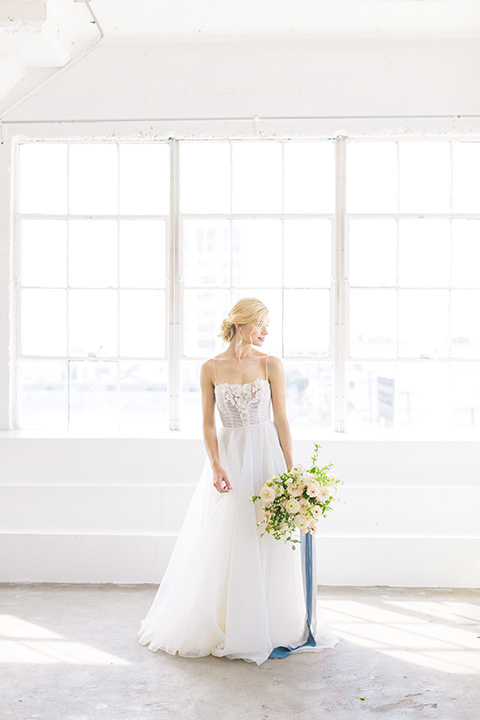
137, 360, 339, 665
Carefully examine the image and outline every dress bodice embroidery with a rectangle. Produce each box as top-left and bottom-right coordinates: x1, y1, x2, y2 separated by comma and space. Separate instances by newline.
214, 379, 272, 428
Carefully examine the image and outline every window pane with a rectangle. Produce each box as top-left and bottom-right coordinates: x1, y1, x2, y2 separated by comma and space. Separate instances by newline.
120, 290, 165, 358
283, 289, 330, 357
232, 142, 282, 214
346, 142, 397, 213
451, 290, 480, 358
452, 220, 480, 288
69, 361, 118, 431
180, 142, 231, 213
69, 290, 117, 357
69, 144, 118, 215
183, 289, 231, 357
346, 363, 397, 430
119, 361, 168, 431
451, 364, 480, 428
232, 220, 282, 287
180, 361, 203, 432
285, 362, 333, 432
399, 219, 450, 288
398, 289, 449, 358
120, 220, 166, 288
18, 144, 67, 214
69, 220, 118, 288
284, 220, 331, 288
119, 143, 169, 215
183, 220, 230, 287
397, 363, 451, 430
231, 288, 282, 357
349, 289, 397, 358
21, 289, 66, 356
349, 220, 396, 287
21, 220, 67, 287
284, 142, 335, 213
399, 142, 450, 213
452, 142, 480, 213
18, 360, 67, 429
347, 362, 454, 431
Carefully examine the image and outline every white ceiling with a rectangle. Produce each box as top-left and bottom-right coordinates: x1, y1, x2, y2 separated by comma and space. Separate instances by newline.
2, 0, 480, 113
91, 0, 480, 39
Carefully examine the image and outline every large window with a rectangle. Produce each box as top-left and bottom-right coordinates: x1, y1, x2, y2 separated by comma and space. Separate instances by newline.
346, 140, 480, 432
178, 141, 335, 432
17, 142, 170, 432
14, 138, 480, 433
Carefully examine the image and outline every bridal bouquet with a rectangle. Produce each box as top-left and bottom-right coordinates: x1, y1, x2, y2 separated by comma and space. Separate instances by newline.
250, 443, 342, 548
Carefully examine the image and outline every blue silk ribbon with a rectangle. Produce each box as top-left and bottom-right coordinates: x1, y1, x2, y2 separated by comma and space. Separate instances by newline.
269, 531, 317, 659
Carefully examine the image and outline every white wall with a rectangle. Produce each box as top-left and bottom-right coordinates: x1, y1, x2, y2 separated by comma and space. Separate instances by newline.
0, 436, 478, 586
1, 36, 480, 587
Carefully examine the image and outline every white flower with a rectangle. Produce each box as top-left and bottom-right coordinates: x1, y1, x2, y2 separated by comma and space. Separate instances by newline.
293, 514, 308, 529
289, 483, 305, 497
311, 505, 323, 520
316, 486, 332, 502
260, 485, 276, 504
286, 498, 301, 514
298, 498, 310, 514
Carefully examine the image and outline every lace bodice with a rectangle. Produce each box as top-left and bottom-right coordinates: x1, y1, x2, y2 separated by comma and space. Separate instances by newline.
214, 379, 272, 429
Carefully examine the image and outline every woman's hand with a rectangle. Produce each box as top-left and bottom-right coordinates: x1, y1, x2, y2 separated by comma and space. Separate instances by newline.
213, 466, 232, 494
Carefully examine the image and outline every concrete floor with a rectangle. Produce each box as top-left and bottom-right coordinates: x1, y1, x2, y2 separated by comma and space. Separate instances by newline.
0, 584, 478, 720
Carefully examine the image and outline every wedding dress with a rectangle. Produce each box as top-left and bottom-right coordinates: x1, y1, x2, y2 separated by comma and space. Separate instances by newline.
137, 355, 339, 665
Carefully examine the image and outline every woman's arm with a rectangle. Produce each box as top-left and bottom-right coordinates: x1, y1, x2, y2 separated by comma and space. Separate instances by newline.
200, 360, 232, 493
268, 356, 294, 471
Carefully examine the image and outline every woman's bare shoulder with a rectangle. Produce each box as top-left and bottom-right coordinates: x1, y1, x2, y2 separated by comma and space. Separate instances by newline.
200, 358, 215, 381
266, 355, 285, 377
266, 354, 283, 367
200, 355, 230, 382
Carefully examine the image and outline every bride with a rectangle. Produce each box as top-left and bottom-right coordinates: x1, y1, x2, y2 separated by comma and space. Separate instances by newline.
138, 297, 339, 664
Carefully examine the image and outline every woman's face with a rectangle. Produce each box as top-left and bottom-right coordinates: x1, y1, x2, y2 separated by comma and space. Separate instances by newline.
238, 315, 269, 347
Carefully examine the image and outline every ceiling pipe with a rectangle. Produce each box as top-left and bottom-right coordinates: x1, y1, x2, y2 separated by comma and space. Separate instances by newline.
0, 0, 104, 127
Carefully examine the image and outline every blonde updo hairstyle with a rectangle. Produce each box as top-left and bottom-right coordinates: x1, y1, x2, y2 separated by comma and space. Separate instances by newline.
219, 298, 269, 346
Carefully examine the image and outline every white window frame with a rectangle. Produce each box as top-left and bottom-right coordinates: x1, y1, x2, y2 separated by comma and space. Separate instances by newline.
14, 140, 171, 432
176, 138, 337, 431
344, 137, 480, 431
11, 134, 480, 434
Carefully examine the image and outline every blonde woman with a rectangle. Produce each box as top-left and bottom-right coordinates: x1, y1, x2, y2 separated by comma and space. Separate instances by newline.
138, 298, 339, 664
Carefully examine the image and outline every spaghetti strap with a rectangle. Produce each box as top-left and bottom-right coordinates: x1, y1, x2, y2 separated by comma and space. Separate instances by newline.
265, 354, 270, 382
212, 358, 217, 387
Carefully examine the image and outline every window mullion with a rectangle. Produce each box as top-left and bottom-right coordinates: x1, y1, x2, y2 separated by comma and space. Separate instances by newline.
65, 143, 71, 429
12, 145, 21, 430
169, 139, 181, 430
334, 136, 347, 432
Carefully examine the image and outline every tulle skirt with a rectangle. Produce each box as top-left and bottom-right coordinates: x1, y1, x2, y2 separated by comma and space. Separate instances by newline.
137, 420, 339, 665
